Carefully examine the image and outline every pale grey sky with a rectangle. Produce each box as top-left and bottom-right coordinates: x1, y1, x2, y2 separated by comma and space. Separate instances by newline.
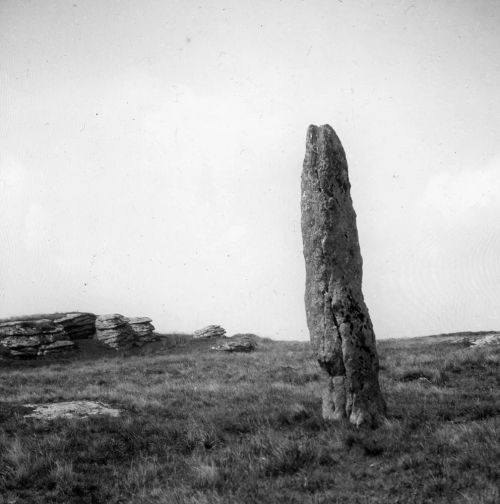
1, 0, 499, 339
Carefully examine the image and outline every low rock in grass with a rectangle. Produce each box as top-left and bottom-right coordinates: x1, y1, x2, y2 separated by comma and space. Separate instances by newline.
211, 337, 256, 353
471, 333, 500, 347
396, 368, 448, 386
24, 400, 121, 420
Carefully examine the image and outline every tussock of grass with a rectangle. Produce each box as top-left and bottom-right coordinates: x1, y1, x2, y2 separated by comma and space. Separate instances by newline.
0, 337, 499, 503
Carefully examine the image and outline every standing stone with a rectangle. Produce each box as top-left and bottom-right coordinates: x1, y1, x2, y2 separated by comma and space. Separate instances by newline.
301, 124, 386, 427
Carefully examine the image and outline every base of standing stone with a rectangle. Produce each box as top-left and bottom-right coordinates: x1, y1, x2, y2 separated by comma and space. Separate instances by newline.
319, 367, 386, 427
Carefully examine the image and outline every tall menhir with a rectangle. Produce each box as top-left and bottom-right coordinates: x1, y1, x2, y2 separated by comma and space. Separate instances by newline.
301, 124, 386, 427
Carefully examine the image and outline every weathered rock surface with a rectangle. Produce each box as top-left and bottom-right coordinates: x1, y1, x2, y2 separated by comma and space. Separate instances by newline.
301, 124, 386, 427
193, 325, 226, 339
0, 319, 74, 358
42, 340, 76, 354
126, 316, 157, 342
95, 314, 136, 349
54, 312, 96, 340
24, 401, 120, 420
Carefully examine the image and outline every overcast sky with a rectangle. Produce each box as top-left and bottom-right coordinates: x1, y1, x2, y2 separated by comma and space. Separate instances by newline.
1, 0, 499, 339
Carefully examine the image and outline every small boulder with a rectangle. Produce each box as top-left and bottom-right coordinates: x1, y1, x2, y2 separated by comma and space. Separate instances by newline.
212, 336, 256, 353
194, 325, 226, 339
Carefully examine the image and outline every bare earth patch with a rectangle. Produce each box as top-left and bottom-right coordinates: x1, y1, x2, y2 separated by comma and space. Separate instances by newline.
23, 400, 121, 420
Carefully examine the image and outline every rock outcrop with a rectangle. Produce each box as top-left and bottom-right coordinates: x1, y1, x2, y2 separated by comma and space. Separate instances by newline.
54, 312, 96, 340
0, 311, 161, 356
301, 124, 386, 427
0, 319, 75, 358
95, 314, 136, 349
193, 325, 226, 339
126, 317, 156, 342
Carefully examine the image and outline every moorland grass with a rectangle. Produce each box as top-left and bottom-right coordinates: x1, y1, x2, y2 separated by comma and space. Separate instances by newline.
0, 336, 499, 503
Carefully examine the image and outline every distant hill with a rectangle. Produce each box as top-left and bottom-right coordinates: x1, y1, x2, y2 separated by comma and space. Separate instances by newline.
0, 312, 91, 323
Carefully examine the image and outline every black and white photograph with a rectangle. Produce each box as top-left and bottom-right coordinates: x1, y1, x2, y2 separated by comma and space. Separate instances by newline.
1, 1, 499, 502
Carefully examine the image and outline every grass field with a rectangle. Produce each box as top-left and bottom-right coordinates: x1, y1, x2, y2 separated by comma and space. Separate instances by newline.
0, 334, 499, 504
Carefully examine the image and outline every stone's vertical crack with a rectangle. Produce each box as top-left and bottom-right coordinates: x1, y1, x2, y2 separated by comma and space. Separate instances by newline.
331, 309, 342, 357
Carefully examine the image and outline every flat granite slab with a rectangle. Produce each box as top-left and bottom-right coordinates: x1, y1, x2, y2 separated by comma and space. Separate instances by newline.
24, 400, 120, 420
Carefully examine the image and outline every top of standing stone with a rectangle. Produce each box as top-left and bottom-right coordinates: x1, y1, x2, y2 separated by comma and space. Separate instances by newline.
306, 124, 344, 150
303, 124, 350, 195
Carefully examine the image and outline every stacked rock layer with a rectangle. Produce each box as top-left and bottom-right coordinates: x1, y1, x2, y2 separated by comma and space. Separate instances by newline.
0, 319, 75, 358
126, 317, 156, 343
54, 313, 96, 340
95, 314, 136, 349
193, 325, 226, 339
